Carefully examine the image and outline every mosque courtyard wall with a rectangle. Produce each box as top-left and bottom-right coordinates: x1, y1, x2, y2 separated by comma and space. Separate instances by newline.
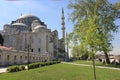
0, 50, 50, 67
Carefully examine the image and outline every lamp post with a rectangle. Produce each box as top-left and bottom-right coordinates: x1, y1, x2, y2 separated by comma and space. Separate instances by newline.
27, 33, 31, 71
27, 44, 29, 71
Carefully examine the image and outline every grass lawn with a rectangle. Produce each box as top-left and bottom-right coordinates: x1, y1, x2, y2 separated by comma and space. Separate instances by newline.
73, 60, 120, 68
0, 63, 120, 80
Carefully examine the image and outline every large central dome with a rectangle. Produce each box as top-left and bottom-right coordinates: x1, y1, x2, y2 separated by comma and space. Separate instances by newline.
17, 14, 39, 19
15, 14, 42, 28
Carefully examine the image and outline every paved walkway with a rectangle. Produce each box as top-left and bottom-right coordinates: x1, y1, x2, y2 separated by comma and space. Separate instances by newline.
62, 62, 120, 70
0, 68, 7, 73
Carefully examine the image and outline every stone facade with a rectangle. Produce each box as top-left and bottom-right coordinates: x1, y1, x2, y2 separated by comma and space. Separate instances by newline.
3, 14, 63, 57
0, 50, 50, 67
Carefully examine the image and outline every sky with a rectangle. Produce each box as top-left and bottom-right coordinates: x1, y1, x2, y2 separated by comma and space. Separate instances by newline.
0, 0, 120, 55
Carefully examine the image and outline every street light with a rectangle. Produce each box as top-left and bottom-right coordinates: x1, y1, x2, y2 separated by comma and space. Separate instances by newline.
27, 44, 29, 71
27, 33, 31, 71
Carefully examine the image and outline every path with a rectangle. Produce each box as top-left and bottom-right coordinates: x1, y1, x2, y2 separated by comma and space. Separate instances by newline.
0, 68, 7, 73
62, 62, 120, 70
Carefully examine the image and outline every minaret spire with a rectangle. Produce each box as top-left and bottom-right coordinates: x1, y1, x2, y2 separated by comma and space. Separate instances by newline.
21, 13, 22, 16
61, 8, 65, 42
61, 8, 65, 50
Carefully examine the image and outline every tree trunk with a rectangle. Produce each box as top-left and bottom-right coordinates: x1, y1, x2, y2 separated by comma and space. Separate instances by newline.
104, 52, 110, 64
92, 54, 96, 80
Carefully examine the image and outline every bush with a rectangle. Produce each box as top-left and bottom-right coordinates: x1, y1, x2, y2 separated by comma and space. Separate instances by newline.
19, 65, 26, 71
29, 63, 40, 69
39, 62, 46, 67
57, 61, 61, 63
45, 62, 51, 66
29, 64, 35, 69
7, 65, 26, 72
7, 66, 20, 72
7, 61, 61, 72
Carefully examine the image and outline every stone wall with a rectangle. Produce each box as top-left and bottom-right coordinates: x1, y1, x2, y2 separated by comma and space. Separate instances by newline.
0, 50, 50, 67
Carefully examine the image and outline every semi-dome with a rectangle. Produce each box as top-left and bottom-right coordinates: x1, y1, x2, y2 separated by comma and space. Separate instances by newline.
12, 23, 27, 27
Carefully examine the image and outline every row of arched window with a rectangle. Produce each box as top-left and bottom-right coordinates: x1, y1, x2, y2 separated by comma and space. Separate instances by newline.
0, 54, 46, 62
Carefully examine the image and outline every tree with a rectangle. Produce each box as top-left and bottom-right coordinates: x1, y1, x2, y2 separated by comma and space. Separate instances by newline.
68, 0, 120, 64
113, 2, 120, 9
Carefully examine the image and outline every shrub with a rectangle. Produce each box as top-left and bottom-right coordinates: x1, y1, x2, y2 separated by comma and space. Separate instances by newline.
29, 63, 40, 69
39, 62, 46, 67
19, 65, 26, 71
57, 61, 61, 63
45, 62, 50, 66
7, 65, 26, 72
7, 60, 61, 72
29, 64, 35, 69
7, 66, 20, 72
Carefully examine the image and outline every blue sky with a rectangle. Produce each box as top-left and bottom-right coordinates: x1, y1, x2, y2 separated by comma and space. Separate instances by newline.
0, 0, 73, 38
0, 0, 120, 55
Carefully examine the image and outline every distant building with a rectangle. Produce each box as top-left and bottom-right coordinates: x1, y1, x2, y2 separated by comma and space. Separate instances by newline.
0, 9, 67, 66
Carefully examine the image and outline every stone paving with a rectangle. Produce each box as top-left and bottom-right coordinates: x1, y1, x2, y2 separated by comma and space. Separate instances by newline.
0, 68, 7, 73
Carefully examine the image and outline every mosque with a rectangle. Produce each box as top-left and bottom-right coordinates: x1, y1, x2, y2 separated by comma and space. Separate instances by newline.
0, 9, 67, 66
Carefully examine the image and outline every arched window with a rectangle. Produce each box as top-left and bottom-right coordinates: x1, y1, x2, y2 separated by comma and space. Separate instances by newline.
30, 56, 31, 60
14, 55, 16, 61
31, 49, 33, 52
36, 57, 38, 60
38, 48, 40, 52
7, 55, 10, 61
25, 56, 27, 60
20, 56, 22, 60
33, 57, 35, 60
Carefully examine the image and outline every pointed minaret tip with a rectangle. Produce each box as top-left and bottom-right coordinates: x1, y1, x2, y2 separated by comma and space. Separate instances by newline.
62, 8, 64, 14
61, 7, 65, 21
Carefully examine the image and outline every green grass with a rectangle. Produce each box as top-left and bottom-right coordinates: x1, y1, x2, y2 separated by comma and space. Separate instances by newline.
0, 63, 120, 80
73, 60, 120, 68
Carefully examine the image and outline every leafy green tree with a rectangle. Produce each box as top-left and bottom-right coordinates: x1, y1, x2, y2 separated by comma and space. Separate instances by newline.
68, 0, 120, 64
113, 2, 120, 9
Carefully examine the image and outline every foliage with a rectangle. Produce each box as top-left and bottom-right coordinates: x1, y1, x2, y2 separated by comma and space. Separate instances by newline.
68, 0, 120, 64
19, 65, 26, 70
6, 61, 61, 72
7, 65, 26, 72
29, 63, 40, 69
113, 2, 120, 9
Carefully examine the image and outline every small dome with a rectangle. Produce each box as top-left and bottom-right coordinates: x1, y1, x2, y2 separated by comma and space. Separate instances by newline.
34, 25, 46, 30
12, 23, 27, 27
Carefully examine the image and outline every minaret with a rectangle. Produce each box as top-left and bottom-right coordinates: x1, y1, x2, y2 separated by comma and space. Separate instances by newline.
61, 8, 65, 44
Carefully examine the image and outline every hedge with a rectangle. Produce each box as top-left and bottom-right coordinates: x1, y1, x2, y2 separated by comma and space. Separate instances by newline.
7, 65, 26, 72
7, 61, 61, 72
